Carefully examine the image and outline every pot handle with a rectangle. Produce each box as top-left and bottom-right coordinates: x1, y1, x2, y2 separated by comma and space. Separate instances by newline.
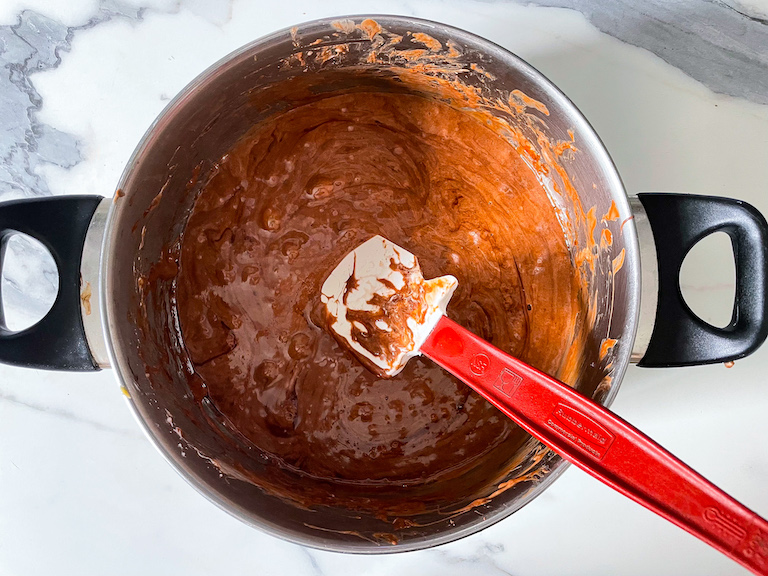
637, 193, 768, 367
0, 195, 103, 371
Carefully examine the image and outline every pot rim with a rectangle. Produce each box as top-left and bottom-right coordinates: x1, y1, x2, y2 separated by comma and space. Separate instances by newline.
100, 14, 640, 553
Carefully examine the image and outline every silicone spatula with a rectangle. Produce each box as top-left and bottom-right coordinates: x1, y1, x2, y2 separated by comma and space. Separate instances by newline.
321, 235, 768, 575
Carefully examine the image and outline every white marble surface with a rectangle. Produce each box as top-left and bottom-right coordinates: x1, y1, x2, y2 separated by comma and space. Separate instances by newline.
1, 1, 768, 574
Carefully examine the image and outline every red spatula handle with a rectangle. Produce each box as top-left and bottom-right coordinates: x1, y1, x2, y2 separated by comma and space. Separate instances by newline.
421, 315, 768, 575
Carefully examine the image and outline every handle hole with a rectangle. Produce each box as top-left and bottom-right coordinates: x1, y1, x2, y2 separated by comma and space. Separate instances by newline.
680, 231, 735, 329
1, 232, 59, 332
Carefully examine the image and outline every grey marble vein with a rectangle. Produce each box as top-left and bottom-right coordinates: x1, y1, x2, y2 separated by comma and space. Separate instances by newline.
511, 0, 768, 105
0, 388, 143, 438
434, 541, 514, 575
0, 11, 80, 202
0, 2, 147, 326
300, 548, 325, 576
0, 2, 144, 204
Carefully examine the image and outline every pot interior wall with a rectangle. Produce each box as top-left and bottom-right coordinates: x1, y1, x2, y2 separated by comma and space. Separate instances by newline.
105, 17, 635, 551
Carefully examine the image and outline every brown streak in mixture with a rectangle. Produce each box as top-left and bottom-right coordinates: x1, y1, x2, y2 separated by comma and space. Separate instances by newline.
601, 228, 613, 247
359, 18, 382, 41
603, 200, 620, 222
411, 32, 442, 51
509, 89, 550, 116
612, 248, 626, 274
470, 62, 496, 80
620, 215, 634, 234
599, 338, 617, 360
80, 281, 92, 316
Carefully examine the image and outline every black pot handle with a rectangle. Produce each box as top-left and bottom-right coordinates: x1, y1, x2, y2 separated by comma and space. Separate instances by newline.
637, 193, 768, 367
0, 196, 103, 371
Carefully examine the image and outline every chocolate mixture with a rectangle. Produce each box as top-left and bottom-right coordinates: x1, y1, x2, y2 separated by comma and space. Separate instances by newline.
175, 91, 584, 490
321, 235, 459, 378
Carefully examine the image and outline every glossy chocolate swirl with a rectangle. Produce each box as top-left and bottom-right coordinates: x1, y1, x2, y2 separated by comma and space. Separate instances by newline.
175, 91, 584, 489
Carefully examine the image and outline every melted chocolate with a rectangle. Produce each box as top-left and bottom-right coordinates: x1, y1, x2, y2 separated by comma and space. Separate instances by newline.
175, 91, 584, 494
330, 252, 451, 377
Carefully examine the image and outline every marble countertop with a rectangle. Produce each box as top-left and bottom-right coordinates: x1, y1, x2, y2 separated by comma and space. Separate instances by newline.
1, 1, 767, 574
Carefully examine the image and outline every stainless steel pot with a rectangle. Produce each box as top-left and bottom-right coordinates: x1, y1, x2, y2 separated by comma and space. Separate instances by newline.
1, 15, 766, 553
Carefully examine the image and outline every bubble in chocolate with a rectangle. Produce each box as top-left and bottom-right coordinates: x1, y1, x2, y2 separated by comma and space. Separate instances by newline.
331, 219, 354, 233
240, 264, 260, 284
350, 401, 374, 423
309, 184, 334, 199
306, 175, 337, 200
263, 385, 299, 437
279, 231, 309, 261
288, 332, 312, 359
261, 207, 282, 231
254, 360, 281, 386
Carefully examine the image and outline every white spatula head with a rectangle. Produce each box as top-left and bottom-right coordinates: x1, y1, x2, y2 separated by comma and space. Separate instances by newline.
321, 235, 458, 377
